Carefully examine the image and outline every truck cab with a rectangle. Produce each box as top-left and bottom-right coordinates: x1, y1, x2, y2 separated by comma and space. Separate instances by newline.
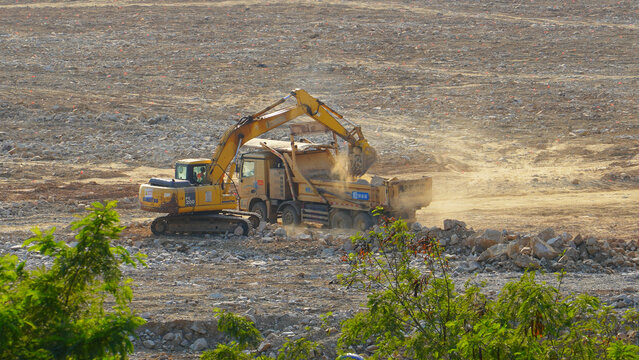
237, 151, 289, 223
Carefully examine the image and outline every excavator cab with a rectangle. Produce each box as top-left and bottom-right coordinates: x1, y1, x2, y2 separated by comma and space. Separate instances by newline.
174, 159, 211, 185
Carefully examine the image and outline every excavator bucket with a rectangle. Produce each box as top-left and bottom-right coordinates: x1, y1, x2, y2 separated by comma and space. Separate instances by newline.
349, 140, 377, 177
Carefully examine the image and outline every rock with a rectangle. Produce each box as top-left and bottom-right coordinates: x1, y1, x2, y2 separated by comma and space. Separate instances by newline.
208, 293, 225, 301
449, 233, 460, 245
532, 238, 559, 259
297, 233, 312, 241
142, 340, 156, 349
258, 341, 272, 353
586, 240, 600, 256
261, 236, 274, 243
537, 227, 555, 241
563, 247, 580, 260
162, 332, 175, 342
546, 237, 564, 249
273, 227, 287, 237
411, 222, 423, 232
478, 243, 509, 262
512, 253, 541, 269
366, 344, 379, 352
612, 255, 624, 266
173, 331, 184, 346
321, 248, 334, 257
147, 114, 171, 125
443, 219, 466, 231
190, 322, 207, 334
190, 338, 208, 351
475, 229, 504, 250
573, 234, 584, 246
560, 232, 573, 242
342, 236, 354, 252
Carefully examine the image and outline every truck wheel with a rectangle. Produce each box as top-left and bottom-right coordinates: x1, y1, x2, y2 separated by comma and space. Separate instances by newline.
250, 201, 269, 223
281, 205, 301, 226
330, 211, 352, 229
353, 212, 374, 231
151, 217, 168, 235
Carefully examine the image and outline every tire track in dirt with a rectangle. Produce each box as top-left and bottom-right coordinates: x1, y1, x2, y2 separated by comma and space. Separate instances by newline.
2, 0, 637, 30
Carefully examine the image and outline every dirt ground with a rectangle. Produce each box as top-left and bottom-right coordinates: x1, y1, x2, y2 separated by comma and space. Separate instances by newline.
1, 0, 638, 358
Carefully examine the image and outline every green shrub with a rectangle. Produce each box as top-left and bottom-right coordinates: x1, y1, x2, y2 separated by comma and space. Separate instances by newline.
276, 337, 320, 360
201, 309, 320, 360
214, 308, 263, 350
337, 211, 639, 359
0, 200, 147, 359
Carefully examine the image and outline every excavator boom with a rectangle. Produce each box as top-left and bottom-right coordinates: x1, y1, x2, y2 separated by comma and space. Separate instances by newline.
207, 89, 376, 185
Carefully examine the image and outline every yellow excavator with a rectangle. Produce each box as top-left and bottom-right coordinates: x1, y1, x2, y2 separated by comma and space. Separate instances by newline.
139, 89, 377, 235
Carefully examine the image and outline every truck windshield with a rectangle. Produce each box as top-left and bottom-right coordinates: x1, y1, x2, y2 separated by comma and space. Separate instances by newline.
176, 164, 188, 180
242, 161, 255, 177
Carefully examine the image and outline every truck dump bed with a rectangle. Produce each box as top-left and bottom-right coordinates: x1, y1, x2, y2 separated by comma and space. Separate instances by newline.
239, 138, 432, 224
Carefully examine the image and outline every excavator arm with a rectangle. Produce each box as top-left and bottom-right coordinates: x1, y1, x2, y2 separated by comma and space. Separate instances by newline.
206, 89, 377, 185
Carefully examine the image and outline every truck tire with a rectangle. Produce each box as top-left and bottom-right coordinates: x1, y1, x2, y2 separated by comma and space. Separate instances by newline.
353, 212, 374, 231
250, 201, 268, 223
281, 205, 301, 226
330, 210, 352, 229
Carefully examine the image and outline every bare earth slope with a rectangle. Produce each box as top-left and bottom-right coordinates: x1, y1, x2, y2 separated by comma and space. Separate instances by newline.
1, 0, 638, 358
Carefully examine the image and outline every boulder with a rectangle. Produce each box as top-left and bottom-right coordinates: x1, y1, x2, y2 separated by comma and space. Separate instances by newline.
449, 233, 460, 245
537, 227, 555, 241
560, 232, 573, 242
342, 236, 354, 252
519, 246, 533, 256
273, 227, 287, 237
297, 233, 312, 241
478, 243, 509, 262
172, 331, 184, 346
190, 322, 207, 335
258, 341, 272, 353
512, 254, 541, 269
586, 240, 600, 255
190, 338, 208, 351
563, 247, 580, 260
443, 219, 467, 231
532, 238, 559, 260
546, 237, 564, 249
468, 229, 504, 251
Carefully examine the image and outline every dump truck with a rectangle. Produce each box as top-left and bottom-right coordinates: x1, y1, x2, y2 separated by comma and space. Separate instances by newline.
236, 137, 432, 231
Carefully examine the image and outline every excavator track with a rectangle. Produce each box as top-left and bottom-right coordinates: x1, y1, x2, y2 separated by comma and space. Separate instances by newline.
150, 211, 259, 236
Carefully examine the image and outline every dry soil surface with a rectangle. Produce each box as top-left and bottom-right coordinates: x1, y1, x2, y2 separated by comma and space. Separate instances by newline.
1, 0, 638, 358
